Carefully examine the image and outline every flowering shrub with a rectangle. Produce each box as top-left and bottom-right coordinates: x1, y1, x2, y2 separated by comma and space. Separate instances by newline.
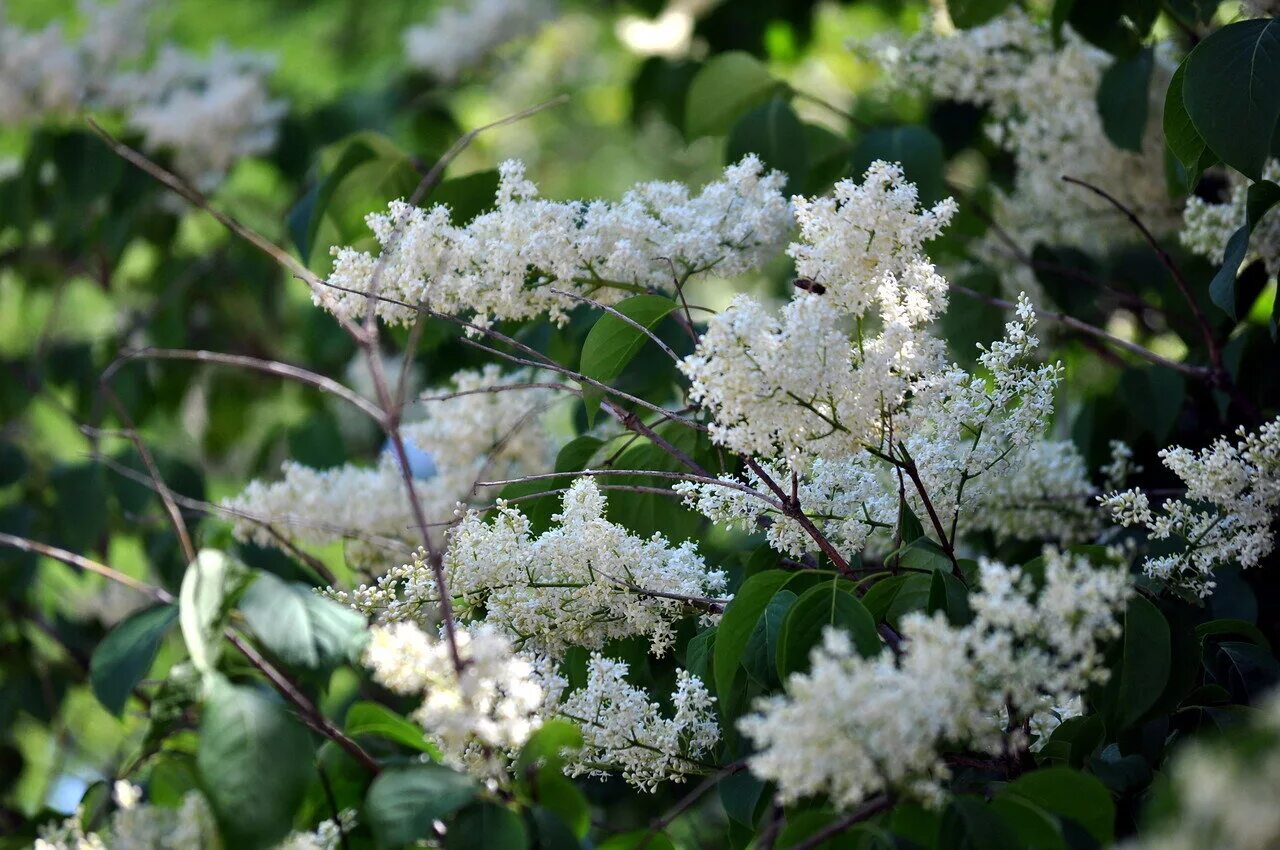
5, 1, 1280, 849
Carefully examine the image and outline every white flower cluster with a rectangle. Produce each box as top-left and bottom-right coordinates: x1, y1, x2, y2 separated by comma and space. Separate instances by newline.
1100, 415, 1280, 598
1121, 691, 1280, 850
558, 656, 720, 792
106, 44, 286, 192
872, 10, 1175, 289
0, 2, 284, 191
324, 156, 791, 328
681, 246, 1065, 558
224, 366, 561, 565
741, 549, 1130, 809
1182, 160, 1280, 276
364, 621, 557, 776
36, 781, 354, 850
967, 438, 1099, 544
0, 0, 148, 123
681, 162, 956, 463
440, 476, 727, 657
404, 0, 556, 80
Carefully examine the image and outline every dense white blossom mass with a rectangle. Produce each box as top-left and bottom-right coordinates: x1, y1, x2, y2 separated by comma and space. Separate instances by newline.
224, 366, 562, 564
0, 0, 283, 190
404, 0, 556, 80
741, 549, 1130, 809
1101, 415, 1280, 598
872, 10, 1176, 295
324, 155, 792, 327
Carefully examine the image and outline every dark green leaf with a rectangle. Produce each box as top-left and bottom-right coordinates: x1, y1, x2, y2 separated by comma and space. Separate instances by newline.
1209, 180, 1280, 319
239, 571, 367, 670
198, 678, 315, 849
850, 126, 946, 205
1101, 595, 1171, 731
1164, 62, 1217, 190
367, 763, 479, 847
947, 0, 1012, 28
89, 604, 177, 716
1001, 767, 1115, 845
776, 578, 880, 678
1184, 19, 1280, 180
0, 442, 25, 487
742, 589, 797, 685
725, 97, 809, 194
445, 802, 530, 850
1098, 49, 1154, 152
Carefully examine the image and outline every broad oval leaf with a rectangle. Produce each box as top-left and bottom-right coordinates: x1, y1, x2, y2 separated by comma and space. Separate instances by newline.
1209, 180, 1280, 319
1001, 767, 1115, 845
366, 763, 479, 847
776, 578, 880, 678
579, 294, 679, 385
344, 700, 439, 755
239, 570, 367, 671
850, 125, 946, 205
1184, 18, 1280, 180
197, 678, 315, 849
1097, 48, 1154, 153
685, 52, 783, 139
90, 603, 178, 716
445, 801, 530, 850
725, 97, 809, 195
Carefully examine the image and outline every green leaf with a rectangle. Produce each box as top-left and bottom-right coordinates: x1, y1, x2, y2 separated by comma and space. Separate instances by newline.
517, 719, 584, 775
686, 628, 716, 685
713, 570, 794, 699
947, 0, 1012, 28
579, 295, 678, 384
445, 802, 530, 850
1209, 179, 1280, 319
1064, 0, 1156, 57
1184, 19, 1280, 180
1001, 768, 1115, 845
89, 604, 177, 716
1102, 595, 1172, 732
940, 796, 1018, 850
685, 52, 783, 139
1097, 48, 1154, 153
742, 589, 797, 686
989, 797, 1066, 850
725, 97, 809, 194
239, 571, 367, 671
532, 774, 590, 839
599, 831, 675, 850
344, 701, 438, 754
0, 441, 26, 487
179, 550, 236, 675
1164, 62, 1217, 190
197, 678, 315, 849
850, 126, 946, 205
776, 578, 880, 678
366, 763, 479, 847
1197, 618, 1272, 650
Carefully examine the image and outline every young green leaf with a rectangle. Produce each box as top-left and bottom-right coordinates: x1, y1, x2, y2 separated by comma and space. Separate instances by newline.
238, 570, 367, 671
685, 52, 782, 139
366, 763, 479, 847
197, 678, 315, 849
89, 603, 177, 715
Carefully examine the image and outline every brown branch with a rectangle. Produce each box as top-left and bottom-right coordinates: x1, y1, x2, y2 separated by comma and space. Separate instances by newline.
787, 795, 893, 850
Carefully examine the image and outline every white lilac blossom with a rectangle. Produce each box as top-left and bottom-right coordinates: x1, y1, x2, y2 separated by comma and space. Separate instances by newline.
872, 10, 1176, 294
740, 549, 1130, 809
1120, 691, 1280, 850
557, 655, 719, 791
1182, 160, 1280, 277
967, 438, 1098, 544
107, 44, 286, 192
324, 156, 791, 328
35, 781, 355, 850
363, 621, 560, 777
0, 0, 149, 124
404, 0, 556, 80
0, 2, 284, 192
224, 366, 561, 564
433, 477, 726, 657
680, 281, 1064, 558
681, 162, 955, 464
1100, 416, 1280, 598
